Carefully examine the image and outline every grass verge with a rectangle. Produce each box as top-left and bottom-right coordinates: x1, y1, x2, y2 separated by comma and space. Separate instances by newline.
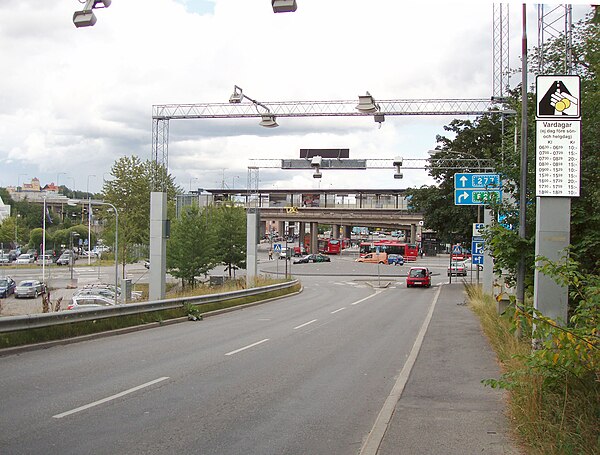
466, 284, 599, 455
0, 279, 300, 349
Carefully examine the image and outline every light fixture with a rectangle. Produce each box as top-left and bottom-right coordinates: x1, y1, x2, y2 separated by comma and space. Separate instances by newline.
356, 91, 379, 113
272, 0, 297, 13
259, 114, 279, 128
73, 0, 111, 28
313, 171, 322, 179
393, 156, 403, 179
229, 85, 244, 104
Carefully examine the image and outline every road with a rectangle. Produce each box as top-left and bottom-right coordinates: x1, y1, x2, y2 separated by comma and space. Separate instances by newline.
0, 260, 441, 454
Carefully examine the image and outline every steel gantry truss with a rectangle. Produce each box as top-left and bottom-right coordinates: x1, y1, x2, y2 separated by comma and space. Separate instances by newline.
538, 4, 574, 74
151, 97, 502, 189
493, 3, 510, 100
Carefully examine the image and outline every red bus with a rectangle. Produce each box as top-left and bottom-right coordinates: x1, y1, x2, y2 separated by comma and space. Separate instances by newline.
318, 238, 342, 254
359, 241, 418, 261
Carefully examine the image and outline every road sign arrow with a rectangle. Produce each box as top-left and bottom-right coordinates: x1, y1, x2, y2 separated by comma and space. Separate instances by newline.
458, 191, 469, 203
459, 176, 468, 187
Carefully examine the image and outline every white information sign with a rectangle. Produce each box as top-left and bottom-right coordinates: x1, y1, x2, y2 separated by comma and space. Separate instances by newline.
536, 120, 580, 197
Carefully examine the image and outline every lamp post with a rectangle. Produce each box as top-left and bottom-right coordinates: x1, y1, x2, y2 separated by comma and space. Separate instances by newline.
87, 174, 96, 265
69, 199, 118, 306
69, 231, 80, 282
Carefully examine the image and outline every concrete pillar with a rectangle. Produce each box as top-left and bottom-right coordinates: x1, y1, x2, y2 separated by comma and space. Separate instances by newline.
310, 222, 318, 254
343, 225, 352, 238
410, 224, 417, 244
299, 222, 305, 246
332, 224, 339, 239
277, 221, 285, 236
534, 197, 570, 324
246, 208, 259, 288
149, 192, 167, 301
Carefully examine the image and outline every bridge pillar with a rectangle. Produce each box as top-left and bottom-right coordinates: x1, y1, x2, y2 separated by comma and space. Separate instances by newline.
343, 225, 352, 239
299, 222, 305, 245
332, 224, 339, 239
277, 221, 285, 237
310, 222, 318, 254
410, 224, 417, 244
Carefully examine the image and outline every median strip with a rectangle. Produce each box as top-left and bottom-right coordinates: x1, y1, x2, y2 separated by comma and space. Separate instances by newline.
52, 376, 170, 419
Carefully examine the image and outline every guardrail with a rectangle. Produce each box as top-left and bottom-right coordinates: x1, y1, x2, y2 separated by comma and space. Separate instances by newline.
0, 280, 299, 333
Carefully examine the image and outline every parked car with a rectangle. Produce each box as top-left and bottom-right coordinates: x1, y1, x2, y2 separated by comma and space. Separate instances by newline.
387, 254, 404, 266
67, 295, 118, 310
26, 249, 38, 260
56, 252, 75, 266
36, 254, 54, 266
0, 276, 16, 298
463, 258, 483, 272
15, 254, 35, 264
0, 253, 10, 265
8, 250, 20, 261
15, 280, 46, 298
143, 259, 150, 269
447, 261, 467, 277
406, 267, 432, 288
294, 253, 331, 264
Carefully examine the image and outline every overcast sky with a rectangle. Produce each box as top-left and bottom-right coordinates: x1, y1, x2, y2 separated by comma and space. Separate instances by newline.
0, 0, 592, 194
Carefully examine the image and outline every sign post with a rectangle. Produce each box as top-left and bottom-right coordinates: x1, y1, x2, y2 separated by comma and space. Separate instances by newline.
533, 75, 581, 325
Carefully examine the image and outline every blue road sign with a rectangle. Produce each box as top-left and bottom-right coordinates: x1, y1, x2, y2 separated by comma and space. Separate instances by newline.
472, 255, 484, 265
273, 243, 282, 252
455, 189, 502, 205
454, 173, 501, 189
471, 240, 484, 255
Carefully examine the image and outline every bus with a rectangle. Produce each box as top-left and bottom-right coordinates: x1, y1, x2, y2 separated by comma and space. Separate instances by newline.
359, 241, 418, 261
318, 238, 342, 255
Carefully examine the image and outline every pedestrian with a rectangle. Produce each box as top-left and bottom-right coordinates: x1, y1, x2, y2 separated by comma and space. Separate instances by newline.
268, 248, 273, 260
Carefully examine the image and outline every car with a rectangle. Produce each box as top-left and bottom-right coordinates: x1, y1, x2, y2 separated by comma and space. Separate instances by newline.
143, 259, 150, 269
15, 280, 46, 298
448, 261, 467, 276
293, 253, 331, 264
79, 250, 98, 259
7, 250, 20, 261
26, 249, 38, 260
406, 267, 432, 288
463, 258, 483, 272
36, 254, 54, 266
67, 295, 118, 310
15, 253, 35, 264
355, 252, 388, 264
56, 252, 75, 266
387, 254, 404, 266
0, 276, 16, 298
0, 253, 10, 265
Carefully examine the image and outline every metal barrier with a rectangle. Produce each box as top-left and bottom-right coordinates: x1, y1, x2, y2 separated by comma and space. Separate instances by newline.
0, 280, 299, 333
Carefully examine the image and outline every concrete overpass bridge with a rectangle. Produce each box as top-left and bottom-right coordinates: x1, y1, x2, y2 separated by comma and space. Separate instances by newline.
184, 188, 425, 253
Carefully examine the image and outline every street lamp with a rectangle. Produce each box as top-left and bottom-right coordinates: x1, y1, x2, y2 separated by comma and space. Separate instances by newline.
228, 85, 279, 128
69, 231, 80, 282
69, 199, 119, 306
73, 0, 111, 28
56, 172, 66, 191
272, 0, 297, 13
87, 175, 96, 265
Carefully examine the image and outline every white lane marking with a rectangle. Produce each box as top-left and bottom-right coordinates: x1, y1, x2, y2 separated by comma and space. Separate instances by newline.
331, 307, 346, 314
53, 377, 169, 419
225, 338, 270, 356
359, 284, 443, 455
293, 319, 318, 330
351, 290, 381, 306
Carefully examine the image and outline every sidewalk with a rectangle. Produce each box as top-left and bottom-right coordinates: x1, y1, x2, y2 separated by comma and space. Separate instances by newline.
378, 283, 521, 455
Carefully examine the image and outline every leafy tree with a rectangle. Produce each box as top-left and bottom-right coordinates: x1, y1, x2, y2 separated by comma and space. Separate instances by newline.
167, 206, 216, 287
213, 204, 246, 278
102, 155, 179, 273
0, 217, 17, 247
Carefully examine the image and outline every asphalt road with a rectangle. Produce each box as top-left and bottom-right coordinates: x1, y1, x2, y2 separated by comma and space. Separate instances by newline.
0, 267, 440, 454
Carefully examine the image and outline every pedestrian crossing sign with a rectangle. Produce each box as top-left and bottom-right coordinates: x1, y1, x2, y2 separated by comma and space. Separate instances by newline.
273, 244, 282, 252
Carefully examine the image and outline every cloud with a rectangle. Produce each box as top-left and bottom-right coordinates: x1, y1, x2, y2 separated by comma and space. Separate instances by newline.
0, 1, 592, 192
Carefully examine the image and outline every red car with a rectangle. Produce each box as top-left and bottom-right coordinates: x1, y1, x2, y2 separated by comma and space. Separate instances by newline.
406, 267, 432, 288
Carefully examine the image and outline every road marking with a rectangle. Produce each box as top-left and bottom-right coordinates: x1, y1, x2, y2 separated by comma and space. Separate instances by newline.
293, 319, 318, 330
225, 338, 270, 356
359, 285, 442, 455
53, 377, 169, 419
351, 290, 381, 305
331, 307, 346, 314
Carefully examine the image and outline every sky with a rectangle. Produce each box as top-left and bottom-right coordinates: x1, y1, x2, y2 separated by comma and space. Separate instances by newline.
0, 0, 593, 195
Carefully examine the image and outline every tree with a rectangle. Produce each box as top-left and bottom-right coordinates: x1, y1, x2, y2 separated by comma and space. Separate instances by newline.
102, 156, 179, 272
167, 206, 216, 287
213, 204, 246, 278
